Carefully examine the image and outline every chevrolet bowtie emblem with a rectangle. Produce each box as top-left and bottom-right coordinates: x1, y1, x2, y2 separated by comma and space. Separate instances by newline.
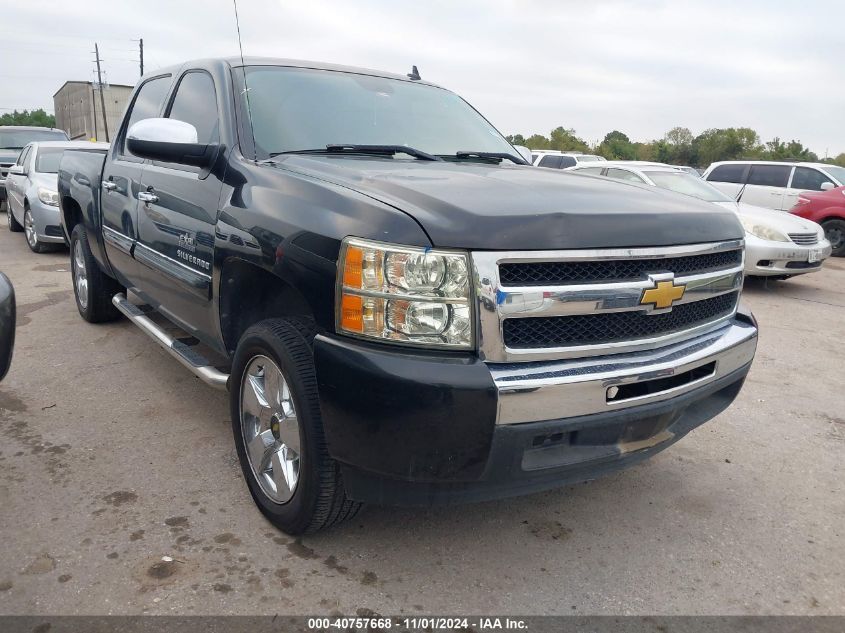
640, 277, 686, 311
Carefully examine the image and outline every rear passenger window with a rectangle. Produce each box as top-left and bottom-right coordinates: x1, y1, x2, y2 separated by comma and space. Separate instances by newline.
539, 155, 562, 169
167, 71, 219, 144
747, 165, 791, 188
121, 75, 171, 156
707, 164, 746, 184
559, 156, 577, 168
791, 167, 833, 191
606, 168, 644, 183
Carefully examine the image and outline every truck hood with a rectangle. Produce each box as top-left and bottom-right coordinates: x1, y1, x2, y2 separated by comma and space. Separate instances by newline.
273, 156, 744, 250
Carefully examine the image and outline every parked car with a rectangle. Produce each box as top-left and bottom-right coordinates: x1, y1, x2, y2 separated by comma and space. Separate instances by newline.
790, 186, 845, 257
0, 272, 14, 381
58, 57, 756, 534
0, 126, 69, 211
702, 160, 845, 211
570, 161, 832, 278
6, 141, 108, 252
532, 150, 606, 169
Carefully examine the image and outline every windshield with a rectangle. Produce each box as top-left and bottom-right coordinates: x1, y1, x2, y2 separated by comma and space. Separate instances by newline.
0, 129, 67, 149
240, 66, 516, 158
645, 170, 734, 202
34, 147, 66, 173
821, 165, 845, 185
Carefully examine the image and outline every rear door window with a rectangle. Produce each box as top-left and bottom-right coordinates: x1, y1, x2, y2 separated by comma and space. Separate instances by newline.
538, 155, 562, 169
606, 168, 644, 183
707, 163, 747, 184
747, 165, 791, 188
790, 167, 834, 191
559, 156, 577, 168
120, 75, 172, 158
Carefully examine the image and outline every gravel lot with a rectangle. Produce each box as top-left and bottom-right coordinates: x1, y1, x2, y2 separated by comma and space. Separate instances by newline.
0, 218, 842, 616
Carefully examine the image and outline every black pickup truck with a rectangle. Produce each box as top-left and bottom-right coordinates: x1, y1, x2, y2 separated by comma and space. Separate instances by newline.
58, 57, 758, 534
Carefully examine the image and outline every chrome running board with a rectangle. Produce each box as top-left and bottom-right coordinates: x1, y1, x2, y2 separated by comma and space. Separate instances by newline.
112, 293, 229, 390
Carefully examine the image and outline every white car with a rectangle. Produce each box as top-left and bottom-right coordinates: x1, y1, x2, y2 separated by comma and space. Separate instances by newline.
532, 150, 606, 169
5, 141, 108, 252
702, 160, 845, 212
569, 161, 832, 278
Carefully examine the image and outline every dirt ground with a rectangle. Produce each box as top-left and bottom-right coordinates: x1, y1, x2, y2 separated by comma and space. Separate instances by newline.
0, 220, 842, 615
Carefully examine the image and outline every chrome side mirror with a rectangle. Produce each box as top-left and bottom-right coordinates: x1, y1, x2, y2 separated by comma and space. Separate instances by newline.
820, 181, 835, 192
0, 273, 15, 382
7, 165, 23, 176
513, 145, 534, 165
126, 118, 218, 168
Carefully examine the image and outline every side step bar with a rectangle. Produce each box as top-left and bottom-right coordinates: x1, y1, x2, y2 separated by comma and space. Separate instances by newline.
112, 293, 229, 391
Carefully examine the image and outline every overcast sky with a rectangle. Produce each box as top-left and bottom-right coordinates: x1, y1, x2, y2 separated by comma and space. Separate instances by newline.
2, 0, 843, 157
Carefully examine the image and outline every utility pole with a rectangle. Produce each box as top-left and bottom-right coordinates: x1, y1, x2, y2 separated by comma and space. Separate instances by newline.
94, 42, 110, 142
139, 38, 144, 76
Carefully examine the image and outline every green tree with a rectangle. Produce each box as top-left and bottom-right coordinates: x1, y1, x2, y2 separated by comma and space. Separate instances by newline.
833, 153, 845, 167
524, 134, 551, 150
0, 108, 56, 127
505, 134, 526, 146
663, 126, 694, 164
548, 126, 590, 152
597, 130, 635, 160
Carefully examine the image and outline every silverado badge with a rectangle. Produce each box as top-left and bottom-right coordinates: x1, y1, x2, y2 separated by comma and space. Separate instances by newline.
640, 275, 686, 312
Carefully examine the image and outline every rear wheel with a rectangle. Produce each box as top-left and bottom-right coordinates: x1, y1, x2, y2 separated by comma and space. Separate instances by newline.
822, 219, 845, 257
7, 205, 22, 232
70, 224, 122, 323
230, 318, 361, 534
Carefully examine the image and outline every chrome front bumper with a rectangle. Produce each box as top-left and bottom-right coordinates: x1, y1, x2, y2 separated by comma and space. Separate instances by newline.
490, 316, 757, 425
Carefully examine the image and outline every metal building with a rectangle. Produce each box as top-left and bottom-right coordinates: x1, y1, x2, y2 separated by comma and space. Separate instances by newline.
53, 81, 134, 142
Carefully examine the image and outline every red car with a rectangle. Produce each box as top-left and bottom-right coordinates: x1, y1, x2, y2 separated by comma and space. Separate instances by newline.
790, 186, 845, 257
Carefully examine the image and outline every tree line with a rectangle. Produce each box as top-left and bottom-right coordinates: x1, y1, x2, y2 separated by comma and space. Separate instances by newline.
506, 126, 845, 168
0, 109, 57, 128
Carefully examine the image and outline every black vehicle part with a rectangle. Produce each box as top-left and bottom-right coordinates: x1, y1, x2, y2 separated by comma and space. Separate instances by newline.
69, 224, 123, 323
7, 206, 22, 232
230, 318, 361, 534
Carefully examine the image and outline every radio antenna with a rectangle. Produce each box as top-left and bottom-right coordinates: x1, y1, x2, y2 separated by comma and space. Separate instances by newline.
233, 0, 257, 161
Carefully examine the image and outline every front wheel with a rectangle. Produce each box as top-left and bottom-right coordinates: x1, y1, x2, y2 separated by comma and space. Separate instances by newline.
230, 318, 361, 534
24, 208, 51, 253
69, 224, 122, 323
822, 219, 845, 257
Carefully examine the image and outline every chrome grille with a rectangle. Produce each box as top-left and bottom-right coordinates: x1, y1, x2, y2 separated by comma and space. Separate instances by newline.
471, 240, 745, 363
788, 232, 818, 246
503, 292, 738, 348
499, 249, 742, 286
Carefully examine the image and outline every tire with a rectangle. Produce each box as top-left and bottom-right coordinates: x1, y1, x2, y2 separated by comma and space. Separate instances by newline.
230, 318, 361, 534
69, 224, 122, 323
7, 204, 22, 233
822, 219, 845, 257
24, 207, 52, 253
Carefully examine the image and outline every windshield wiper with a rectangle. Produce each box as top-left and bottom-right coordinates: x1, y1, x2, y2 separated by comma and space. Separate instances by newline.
446, 151, 529, 165
268, 144, 441, 161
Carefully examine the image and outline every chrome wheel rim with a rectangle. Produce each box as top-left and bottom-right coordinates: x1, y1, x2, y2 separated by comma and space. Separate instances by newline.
240, 355, 301, 504
24, 210, 37, 248
73, 240, 88, 309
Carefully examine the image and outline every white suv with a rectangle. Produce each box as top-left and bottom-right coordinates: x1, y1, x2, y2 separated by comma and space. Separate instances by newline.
532, 150, 606, 169
702, 161, 845, 211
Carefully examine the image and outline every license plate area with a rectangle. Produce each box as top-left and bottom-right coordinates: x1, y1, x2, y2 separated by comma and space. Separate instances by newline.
808, 249, 821, 263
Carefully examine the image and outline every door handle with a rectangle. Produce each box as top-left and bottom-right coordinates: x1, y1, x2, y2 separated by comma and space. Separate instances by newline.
138, 191, 158, 204
102, 180, 117, 191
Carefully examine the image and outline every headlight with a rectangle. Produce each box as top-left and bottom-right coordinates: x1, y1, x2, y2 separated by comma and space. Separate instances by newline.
739, 217, 789, 242
336, 237, 473, 349
37, 187, 59, 207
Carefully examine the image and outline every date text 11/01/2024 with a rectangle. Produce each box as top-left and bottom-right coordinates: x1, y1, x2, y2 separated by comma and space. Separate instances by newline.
307, 617, 529, 630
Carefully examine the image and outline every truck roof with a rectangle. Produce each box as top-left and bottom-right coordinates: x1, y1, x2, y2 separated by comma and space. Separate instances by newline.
0, 125, 64, 132
147, 56, 442, 89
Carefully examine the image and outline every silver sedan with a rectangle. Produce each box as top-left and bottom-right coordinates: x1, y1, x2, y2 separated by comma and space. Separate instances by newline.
5, 140, 108, 253
568, 161, 832, 278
